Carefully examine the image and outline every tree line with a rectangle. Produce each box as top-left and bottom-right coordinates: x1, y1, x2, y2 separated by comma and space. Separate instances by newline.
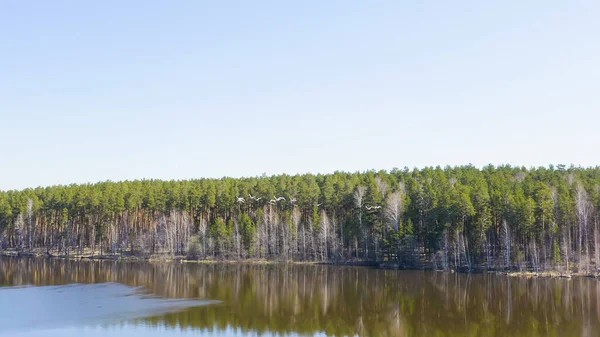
1, 164, 599, 272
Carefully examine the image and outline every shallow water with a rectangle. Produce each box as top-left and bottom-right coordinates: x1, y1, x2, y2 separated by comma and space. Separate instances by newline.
0, 283, 215, 334
0, 257, 599, 337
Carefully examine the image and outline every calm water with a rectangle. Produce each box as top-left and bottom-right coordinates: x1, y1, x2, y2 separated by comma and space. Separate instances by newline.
0, 258, 599, 337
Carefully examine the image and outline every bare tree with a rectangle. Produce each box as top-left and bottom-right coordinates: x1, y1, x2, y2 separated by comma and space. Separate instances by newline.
306, 215, 315, 260
267, 204, 278, 257
384, 189, 404, 263
320, 210, 330, 261
160, 214, 173, 254
502, 220, 511, 269
135, 231, 153, 256
15, 213, 24, 251
354, 186, 367, 258
198, 215, 208, 258
530, 239, 540, 272
354, 186, 366, 213
567, 173, 575, 186
575, 182, 591, 272
182, 211, 192, 255
514, 172, 527, 183
27, 199, 33, 250
562, 227, 570, 272
281, 217, 289, 260
384, 191, 404, 232
166, 212, 177, 254
299, 213, 307, 260
436, 229, 450, 270
233, 217, 241, 258
464, 232, 472, 271
292, 207, 301, 259
595, 222, 600, 272
165, 210, 192, 255
375, 177, 388, 200
595, 185, 600, 271
330, 214, 339, 259
259, 206, 269, 258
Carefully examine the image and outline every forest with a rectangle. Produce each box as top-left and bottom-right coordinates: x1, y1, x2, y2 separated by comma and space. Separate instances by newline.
0, 165, 599, 273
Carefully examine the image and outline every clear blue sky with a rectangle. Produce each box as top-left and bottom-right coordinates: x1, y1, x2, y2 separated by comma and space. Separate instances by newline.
1, 1, 598, 190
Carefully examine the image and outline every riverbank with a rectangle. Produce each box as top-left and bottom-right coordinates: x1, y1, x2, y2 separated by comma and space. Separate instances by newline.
505, 271, 600, 279
0, 249, 377, 266
2, 249, 599, 278
378, 260, 600, 279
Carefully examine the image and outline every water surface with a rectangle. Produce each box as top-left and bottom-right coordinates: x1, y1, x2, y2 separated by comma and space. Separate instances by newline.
0, 257, 598, 337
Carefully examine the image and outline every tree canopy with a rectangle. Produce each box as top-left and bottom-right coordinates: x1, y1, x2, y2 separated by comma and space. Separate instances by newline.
1, 165, 599, 272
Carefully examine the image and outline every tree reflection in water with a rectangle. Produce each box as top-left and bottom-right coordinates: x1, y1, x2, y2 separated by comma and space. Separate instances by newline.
0, 258, 598, 337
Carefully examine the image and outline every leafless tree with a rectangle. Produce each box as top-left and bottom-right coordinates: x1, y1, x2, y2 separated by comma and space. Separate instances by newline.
375, 177, 388, 200
160, 214, 174, 254
166, 212, 177, 254
575, 182, 591, 272
198, 215, 208, 258
15, 213, 24, 251
502, 220, 511, 269
281, 217, 290, 260
438, 228, 450, 270
530, 239, 540, 272
165, 210, 193, 255
567, 173, 575, 186
27, 199, 33, 250
384, 191, 404, 232
267, 204, 278, 257
292, 207, 301, 259
258, 206, 269, 258
182, 211, 192, 254
299, 214, 307, 260
309, 214, 316, 260
595, 222, 600, 271
457, 229, 471, 270
594, 185, 600, 271
233, 217, 241, 258
354, 186, 367, 257
384, 190, 404, 263
562, 227, 570, 272
320, 210, 330, 261
135, 232, 153, 256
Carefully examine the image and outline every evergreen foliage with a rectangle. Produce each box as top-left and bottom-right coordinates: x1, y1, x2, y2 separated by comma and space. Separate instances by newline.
1, 165, 599, 271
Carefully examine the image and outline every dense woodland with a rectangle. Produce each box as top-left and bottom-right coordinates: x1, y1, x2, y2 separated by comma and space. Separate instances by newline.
1, 165, 599, 272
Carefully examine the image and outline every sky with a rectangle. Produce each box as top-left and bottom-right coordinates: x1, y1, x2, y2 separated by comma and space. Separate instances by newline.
1, 1, 599, 190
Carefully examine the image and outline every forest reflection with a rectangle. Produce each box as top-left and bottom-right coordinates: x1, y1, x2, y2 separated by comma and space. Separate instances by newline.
1, 258, 599, 337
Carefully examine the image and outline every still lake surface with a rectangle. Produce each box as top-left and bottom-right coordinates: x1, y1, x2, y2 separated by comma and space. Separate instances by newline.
0, 258, 598, 337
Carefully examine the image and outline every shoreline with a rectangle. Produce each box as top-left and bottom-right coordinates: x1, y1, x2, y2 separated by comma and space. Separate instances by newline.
0, 249, 374, 266
2, 250, 599, 279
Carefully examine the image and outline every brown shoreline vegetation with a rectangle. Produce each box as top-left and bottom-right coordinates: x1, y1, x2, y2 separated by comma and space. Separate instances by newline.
2, 249, 599, 280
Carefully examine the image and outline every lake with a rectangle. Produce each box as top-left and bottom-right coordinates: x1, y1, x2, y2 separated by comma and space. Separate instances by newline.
0, 258, 598, 337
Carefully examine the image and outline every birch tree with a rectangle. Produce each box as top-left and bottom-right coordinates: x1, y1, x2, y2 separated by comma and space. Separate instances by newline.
575, 182, 591, 272
354, 186, 367, 258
